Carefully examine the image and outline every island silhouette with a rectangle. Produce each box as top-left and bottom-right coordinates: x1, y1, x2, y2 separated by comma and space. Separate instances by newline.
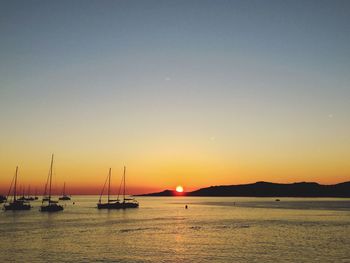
138, 181, 350, 197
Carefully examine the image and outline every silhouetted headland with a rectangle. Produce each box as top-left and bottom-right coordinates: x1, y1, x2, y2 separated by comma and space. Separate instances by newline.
138, 190, 177, 196
138, 181, 350, 197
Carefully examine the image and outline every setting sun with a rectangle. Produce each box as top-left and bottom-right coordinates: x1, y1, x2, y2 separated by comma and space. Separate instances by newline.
176, 185, 184, 193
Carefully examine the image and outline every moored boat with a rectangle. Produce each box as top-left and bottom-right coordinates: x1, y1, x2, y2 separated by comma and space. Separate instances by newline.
97, 166, 139, 209
40, 154, 64, 212
18, 185, 36, 201
59, 182, 71, 200
3, 166, 31, 211
0, 195, 6, 203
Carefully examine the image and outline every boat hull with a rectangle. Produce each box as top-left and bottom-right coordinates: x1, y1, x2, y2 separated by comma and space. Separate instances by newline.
40, 204, 64, 212
59, 196, 71, 201
97, 202, 139, 209
18, 197, 35, 201
0, 195, 7, 203
4, 201, 31, 211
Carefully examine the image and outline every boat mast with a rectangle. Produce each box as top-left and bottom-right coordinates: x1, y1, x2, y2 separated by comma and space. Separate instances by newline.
14, 166, 18, 201
48, 154, 54, 203
123, 166, 126, 203
107, 168, 111, 203
63, 182, 66, 196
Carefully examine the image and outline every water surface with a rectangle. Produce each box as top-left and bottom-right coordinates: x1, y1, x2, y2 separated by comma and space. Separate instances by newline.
1, 197, 350, 262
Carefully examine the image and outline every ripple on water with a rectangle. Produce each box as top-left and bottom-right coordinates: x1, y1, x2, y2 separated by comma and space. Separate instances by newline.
1, 196, 350, 263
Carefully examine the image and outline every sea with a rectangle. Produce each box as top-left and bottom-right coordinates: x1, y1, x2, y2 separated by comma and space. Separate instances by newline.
1, 196, 350, 263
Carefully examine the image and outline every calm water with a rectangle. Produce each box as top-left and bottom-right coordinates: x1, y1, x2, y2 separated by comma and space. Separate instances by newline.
1, 197, 350, 262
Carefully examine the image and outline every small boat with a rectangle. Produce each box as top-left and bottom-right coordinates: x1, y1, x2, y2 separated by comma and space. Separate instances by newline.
17, 185, 27, 201
275, 199, 281, 202
20, 185, 36, 201
0, 195, 6, 203
59, 182, 71, 200
34, 189, 39, 200
40, 154, 64, 212
97, 166, 139, 209
3, 166, 31, 211
17, 196, 26, 201
26, 185, 36, 201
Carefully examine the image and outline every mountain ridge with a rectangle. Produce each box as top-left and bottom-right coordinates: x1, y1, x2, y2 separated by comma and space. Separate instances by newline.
137, 181, 350, 197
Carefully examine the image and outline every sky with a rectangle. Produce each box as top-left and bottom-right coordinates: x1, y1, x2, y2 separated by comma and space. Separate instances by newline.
0, 0, 349, 195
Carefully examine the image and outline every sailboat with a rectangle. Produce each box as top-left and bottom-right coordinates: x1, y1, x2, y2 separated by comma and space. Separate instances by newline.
40, 154, 64, 212
3, 166, 31, 211
0, 195, 6, 203
97, 166, 139, 209
59, 182, 71, 200
34, 189, 38, 200
42, 168, 50, 202
17, 185, 26, 201
22, 185, 35, 201
26, 185, 36, 201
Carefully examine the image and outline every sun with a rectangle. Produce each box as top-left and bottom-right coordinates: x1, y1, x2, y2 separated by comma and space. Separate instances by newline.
176, 185, 184, 193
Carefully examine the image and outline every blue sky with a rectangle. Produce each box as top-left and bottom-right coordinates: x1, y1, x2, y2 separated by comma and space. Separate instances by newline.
0, 0, 349, 192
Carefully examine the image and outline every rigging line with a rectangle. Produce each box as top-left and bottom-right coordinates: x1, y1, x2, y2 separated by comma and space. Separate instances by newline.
123, 166, 126, 202
48, 154, 54, 203
14, 167, 18, 201
43, 166, 50, 198
107, 168, 111, 203
5, 168, 16, 203
116, 170, 124, 201
98, 171, 109, 203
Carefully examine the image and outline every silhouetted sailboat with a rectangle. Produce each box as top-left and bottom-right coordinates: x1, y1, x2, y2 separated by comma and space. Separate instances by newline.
42, 167, 50, 202
59, 182, 71, 200
0, 195, 6, 203
34, 189, 38, 200
17, 185, 26, 201
40, 154, 63, 212
19, 185, 35, 201
97, 166, 139, 209
3, 166, 31, 211
26, 185, 36, 201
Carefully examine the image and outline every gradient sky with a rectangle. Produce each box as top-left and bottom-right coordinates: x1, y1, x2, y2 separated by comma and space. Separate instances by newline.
1, 0, 349, 194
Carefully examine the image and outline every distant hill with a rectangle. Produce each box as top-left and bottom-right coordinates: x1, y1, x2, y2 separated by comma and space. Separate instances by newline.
139, 190, 177, 196
138, 181, 350, 197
